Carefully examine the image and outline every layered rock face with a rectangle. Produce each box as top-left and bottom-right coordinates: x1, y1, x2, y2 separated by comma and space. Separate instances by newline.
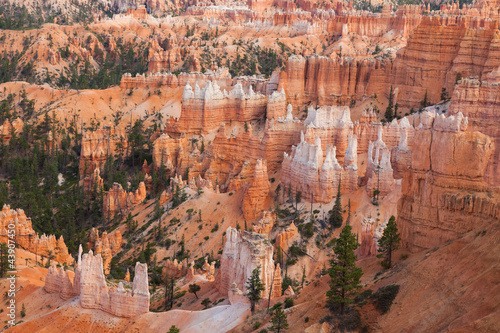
278, 15, 500, 110
397, 112, 499, 252
242, 159, 271, 221
359, 217, 376, 257
253, 211, 275, 234
88, 228, 122, 274
44, 246, 150, 317
366, 131, 396, 198
169, 81, 267, 134
0, 205, 73, 265
281, 133, 358, 203
274, 222, 299, 252
218, 227, 282, 300
449, 78, 500, 188
79, 127, 128, 177
266, 89, 287, 120
391, 128, 412, 179
121, 69, 229, 89
44, 265, 80, 300
278, 55, 391, 108
79, 249, 150, 317
103, 182, 147, 218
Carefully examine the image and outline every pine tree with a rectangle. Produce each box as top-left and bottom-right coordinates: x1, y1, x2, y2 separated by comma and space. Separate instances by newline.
327, 225, 363, 314
329, 180, 343, 229
246, 265, 265, 314
164, 274, 175, 310
0, 243, 9, 277
270, 306, 289, 332
377, 215, 401, 269
189, 283, 201, 299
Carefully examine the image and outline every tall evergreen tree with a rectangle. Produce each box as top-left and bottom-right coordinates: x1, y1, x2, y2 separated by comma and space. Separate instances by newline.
270, 306, 289, 332
385, 85, 394, 121
246, 265, 265, 314
329, 179, 343, 229
327, 225, 363, 314
377, 215, 401, 269
0, 243, 9, 277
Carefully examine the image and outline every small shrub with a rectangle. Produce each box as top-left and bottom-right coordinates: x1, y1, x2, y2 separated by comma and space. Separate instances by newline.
400, 253, 409, 260
284, 297, 294, 309
337, 308, 362, 331
304, 316, 309, 323
270, 302, 283, 314
355, 289, 373, 303
319, 315, 333, 324
253, 321, 262, 330
372, 284, 400, 314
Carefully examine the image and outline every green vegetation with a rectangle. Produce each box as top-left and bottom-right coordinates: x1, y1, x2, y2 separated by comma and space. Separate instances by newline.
329, 180, 343, 229
373, 285, 400, 313
269, 306, 289, 332
246, 265, 265, 314
168, 325, 180, 333
377, 216, 401, 269
188, 283, 201, 299
327, 225, 363, 314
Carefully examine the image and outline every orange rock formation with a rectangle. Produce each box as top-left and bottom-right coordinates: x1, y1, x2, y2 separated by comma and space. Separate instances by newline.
398, 112, 498, 252
0, 205, 73, 265
242, 159, 271, 221
103, 182, 147, 219
45, 246, 150, 317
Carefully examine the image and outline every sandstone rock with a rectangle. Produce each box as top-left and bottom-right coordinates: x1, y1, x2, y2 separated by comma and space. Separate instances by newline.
242, 159, 271, 221
398, 113, 497, 252
274, 222, 299, 252
169, 81, 267, 134
228, 282, 249, 305
391, 129, 412, 179
267, 89, 287, 120
282, 133, 355, 203
284, 285, 295, 296
78, 250, 150, 317
124, 268, 130, 282
0, 205, 72, 265
162, 258, 188, 279
253, 211, 275, 234
183, 266, 194, 283
88, 228, 122, 274
83, 167, 104, 193
449, 79, 500, 187
103, 182, 147, 219
359, 217, 377, 257
79, 127, 127, 177
271, 264, 282, 298
218, 227, 281, 300
0, 117, 23, 142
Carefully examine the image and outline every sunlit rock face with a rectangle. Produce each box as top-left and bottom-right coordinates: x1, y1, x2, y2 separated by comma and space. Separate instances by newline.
217, 227, 281, 301
397, 112, 499, 252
